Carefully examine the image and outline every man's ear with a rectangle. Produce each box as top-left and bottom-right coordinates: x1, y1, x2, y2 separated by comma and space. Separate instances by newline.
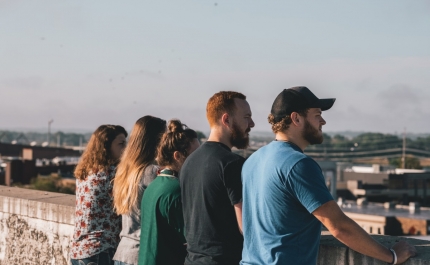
290, 112, 302, 127
221, 113, 231, 128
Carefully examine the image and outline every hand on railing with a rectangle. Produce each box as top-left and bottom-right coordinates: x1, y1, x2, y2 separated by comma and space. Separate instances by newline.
391, 240, 417, 264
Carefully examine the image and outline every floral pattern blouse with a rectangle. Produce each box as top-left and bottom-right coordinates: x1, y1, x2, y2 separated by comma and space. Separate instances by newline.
70, 166, 121, 259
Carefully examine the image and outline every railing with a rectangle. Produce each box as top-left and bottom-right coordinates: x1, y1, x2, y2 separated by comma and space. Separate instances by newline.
1, 186, 429, 265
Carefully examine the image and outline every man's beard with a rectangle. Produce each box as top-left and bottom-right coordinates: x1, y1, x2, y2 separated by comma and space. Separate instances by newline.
302, 119, 323, 145
230, 122, 250, 149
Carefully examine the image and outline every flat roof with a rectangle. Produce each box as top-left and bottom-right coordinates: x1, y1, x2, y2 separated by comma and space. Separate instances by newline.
340, 201, 430, 220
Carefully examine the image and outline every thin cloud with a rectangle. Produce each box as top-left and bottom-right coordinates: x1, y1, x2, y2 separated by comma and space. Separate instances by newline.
377, 84, 422, 108
1, 76, 44, 90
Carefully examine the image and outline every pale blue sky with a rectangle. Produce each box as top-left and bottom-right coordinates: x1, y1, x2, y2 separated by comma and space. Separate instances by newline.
1, 1, 430, 134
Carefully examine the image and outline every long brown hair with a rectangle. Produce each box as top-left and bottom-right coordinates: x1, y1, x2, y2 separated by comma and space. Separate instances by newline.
156, 119, 197, 167
74, 125, 127, 180
113, 115, 166, 214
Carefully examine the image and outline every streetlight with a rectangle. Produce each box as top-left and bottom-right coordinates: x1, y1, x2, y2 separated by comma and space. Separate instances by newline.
47, 119, 54, 146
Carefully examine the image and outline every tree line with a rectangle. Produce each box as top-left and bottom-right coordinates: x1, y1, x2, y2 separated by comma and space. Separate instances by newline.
313, 132, 430, 151
0, 130, 207, 147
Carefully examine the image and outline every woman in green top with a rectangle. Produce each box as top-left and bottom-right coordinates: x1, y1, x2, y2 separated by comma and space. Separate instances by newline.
138, 119, 200, 265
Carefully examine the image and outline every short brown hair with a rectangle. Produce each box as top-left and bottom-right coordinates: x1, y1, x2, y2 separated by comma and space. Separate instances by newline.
268, 109, 308, 133
206, 91, 246, 126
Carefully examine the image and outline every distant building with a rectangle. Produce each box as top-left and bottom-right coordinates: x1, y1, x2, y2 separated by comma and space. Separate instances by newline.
335, 164, 430, 207
0, 142, 81, 186
339, 200, 430, 236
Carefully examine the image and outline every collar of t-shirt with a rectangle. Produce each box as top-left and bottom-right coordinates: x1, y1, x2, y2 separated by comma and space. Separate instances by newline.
273, 140, 303, 153
204, 141, 231, 152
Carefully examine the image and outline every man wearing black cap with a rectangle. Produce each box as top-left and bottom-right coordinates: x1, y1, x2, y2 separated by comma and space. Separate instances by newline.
240, 86, 416, 265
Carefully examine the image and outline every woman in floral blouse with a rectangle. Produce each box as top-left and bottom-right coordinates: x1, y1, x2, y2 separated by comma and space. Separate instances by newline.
70, 125, 128, 265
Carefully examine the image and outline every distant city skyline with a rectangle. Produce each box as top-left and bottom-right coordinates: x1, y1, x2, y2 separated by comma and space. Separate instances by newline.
1, 1, 430, 133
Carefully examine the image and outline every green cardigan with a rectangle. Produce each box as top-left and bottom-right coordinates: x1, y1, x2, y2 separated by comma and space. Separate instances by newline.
138, 171, 186, 265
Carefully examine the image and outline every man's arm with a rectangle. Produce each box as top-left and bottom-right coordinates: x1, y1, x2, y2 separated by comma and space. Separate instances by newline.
313, 200, 416, 264
234, 202, 243, 234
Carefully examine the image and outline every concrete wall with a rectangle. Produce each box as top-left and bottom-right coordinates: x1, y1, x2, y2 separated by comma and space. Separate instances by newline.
1, 185, 430, 265
0, 185, 74, 265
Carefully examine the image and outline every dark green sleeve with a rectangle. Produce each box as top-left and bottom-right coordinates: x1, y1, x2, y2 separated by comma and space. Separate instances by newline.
168, 196, 186, 243
158, 184, 186, 243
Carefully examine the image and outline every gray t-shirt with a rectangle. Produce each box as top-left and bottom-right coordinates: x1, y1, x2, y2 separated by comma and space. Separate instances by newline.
113, 164, 158, 264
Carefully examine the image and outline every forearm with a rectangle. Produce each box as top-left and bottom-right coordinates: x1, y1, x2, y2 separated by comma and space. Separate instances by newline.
331, 217, 393, 263
315, 200, 415, 264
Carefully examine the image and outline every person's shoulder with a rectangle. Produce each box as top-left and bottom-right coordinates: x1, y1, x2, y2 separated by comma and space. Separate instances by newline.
163, 178, 181, 195
145, 164, 159, 175
149, 177, 181, 199
296, 154, 319, 165
84, 170, 108, 181
270, 144, 316, 171
138, 164, 159, 187
148, 176, 179, 192
246, 142, 272, 159
201, 141, 230, 153
225, 153, 245, 169
220, 147, 244, 167
189, 141, 239, 161
251, 141, 305, 162
290, 155, 321, 174
289, 150, 309, 163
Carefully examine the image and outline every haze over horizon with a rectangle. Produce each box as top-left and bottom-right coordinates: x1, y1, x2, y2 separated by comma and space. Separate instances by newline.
1, 1, 430, 134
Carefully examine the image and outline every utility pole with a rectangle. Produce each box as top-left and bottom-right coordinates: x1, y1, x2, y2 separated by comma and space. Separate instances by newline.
48, 119, 54, 146
402, 128, 406, 169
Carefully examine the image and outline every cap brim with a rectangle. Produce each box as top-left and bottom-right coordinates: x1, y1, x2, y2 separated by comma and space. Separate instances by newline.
318, 98, 336, 111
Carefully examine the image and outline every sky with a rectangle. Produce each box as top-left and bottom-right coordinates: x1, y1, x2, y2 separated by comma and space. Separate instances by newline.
1, 1, 430, 134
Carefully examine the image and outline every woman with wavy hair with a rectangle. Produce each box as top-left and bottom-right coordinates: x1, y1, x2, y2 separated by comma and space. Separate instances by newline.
70, 124, 127, 265
112, 115, 166, 265
139, 119, 200, 265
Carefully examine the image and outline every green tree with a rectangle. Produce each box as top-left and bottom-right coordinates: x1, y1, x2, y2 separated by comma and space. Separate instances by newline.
409, 136, 430, 151
331, 134, 351, 149
352, 133, 402, 150
389, 156, 422, 169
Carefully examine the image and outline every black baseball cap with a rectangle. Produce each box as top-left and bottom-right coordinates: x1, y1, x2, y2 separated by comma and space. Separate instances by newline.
271, 86, 336, 122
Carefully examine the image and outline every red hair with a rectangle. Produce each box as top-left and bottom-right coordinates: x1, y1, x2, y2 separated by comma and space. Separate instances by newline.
206, 91, 246, 126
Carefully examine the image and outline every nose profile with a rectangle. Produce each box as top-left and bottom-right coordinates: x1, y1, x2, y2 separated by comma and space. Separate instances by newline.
249, 118, 255, 128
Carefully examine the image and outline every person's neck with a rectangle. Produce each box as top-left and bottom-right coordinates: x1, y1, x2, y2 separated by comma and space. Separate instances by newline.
160, 166, 179, 176
275, 132, 308, 151
207, 128, 232, 149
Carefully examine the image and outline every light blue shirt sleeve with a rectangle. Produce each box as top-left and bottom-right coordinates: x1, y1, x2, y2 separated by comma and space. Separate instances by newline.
288, 157, 334, 213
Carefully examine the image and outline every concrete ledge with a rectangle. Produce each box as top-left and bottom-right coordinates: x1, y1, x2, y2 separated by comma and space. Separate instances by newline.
2, 185, 430, 264
0, 185, 74, 224
0, 185, 75, 265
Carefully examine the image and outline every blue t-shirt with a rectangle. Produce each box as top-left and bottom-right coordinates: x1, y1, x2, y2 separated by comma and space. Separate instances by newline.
241, 141, 333, 265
